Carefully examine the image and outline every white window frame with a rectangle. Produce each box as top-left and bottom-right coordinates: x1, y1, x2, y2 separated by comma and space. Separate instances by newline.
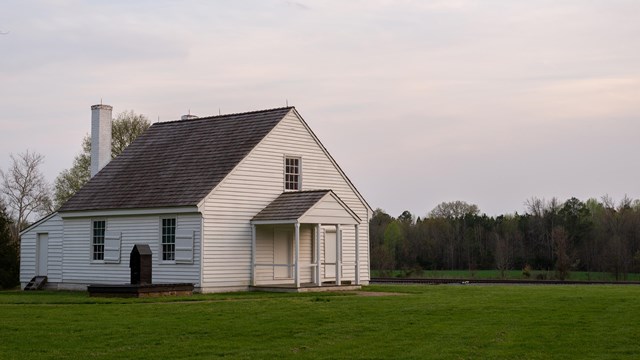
160, 217, 177, 263
91, 219, 106, 263
284, 156, 302, 191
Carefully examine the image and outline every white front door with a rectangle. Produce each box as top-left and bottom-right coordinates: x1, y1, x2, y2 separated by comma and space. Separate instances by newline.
37, 233, 48, 276
273, 229, 292, 279
324, 230, 336, 278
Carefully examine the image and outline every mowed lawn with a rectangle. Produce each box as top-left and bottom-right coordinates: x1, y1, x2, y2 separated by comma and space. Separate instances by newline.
1, 285, 639, 359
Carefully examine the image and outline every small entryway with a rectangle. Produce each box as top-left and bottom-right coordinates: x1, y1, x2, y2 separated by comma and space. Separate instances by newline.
324, 230, 336, 278
36, 233, 48, 277
250, 189, 363, 288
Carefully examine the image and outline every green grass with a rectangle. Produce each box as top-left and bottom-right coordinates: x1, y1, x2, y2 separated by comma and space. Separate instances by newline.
1, 285, 640, 359
372, 269, 640, 281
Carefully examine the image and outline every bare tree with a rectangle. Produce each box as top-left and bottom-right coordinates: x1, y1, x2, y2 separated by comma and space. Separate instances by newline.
524, 197, 561, 269
494, 233, 512, 279
0, 150, 52, 241
552, 226, 572, 280
494, 215, 520, 279
53, 137, 90, 209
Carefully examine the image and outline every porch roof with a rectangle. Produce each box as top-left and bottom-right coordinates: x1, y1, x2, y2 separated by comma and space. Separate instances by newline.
251, 190, 361, 225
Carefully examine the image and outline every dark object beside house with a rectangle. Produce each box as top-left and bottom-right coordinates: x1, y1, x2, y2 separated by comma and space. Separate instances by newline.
130, 244, 152, 285
87, 244, 193, 298
87, 283, 194, 298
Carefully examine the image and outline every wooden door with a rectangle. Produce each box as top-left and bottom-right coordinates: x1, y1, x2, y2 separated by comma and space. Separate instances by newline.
273, 229, 292, 279
324, 230, 336, 278
37, 233, 48, 276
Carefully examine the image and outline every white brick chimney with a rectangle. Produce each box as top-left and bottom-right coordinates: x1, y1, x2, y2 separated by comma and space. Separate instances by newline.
90, 104, 113, 177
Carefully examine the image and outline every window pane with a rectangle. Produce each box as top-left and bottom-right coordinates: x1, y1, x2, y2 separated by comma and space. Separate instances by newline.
92, 220, 105, 261
162, 218, 176, 261
285, 157, 300, 190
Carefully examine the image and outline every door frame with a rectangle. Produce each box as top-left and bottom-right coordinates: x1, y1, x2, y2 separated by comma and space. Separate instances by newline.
324, 229, 336, 279
273, 228, 293, 279
36, 233, 49, 277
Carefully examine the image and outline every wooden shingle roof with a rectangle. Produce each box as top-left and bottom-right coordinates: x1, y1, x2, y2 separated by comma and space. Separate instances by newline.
251, 190, 332, 222
59, 107, 293, 212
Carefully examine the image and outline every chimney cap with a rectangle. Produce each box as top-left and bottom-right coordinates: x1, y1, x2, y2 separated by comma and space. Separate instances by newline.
91, 104, 113, 111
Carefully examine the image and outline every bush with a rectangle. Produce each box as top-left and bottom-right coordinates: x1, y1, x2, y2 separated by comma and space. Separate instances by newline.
522, 264, 532, 278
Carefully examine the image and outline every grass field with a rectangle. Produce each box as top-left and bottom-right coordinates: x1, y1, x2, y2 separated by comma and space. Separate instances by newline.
371, 269, 640, 281
1, 285, 639, 359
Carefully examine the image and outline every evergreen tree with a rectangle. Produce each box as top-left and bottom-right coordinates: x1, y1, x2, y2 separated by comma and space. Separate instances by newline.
0, 202, 19, 289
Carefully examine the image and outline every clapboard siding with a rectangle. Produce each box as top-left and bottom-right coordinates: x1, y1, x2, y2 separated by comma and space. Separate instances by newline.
200, 111, 370, 288
61, 214, 201, 286
254, 224, 313, 285
299, 225, 313, 282
19, 214, 63, 284
301, 196, 359, 225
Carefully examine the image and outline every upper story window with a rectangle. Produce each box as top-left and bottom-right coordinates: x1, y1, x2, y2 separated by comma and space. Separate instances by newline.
284, 157, 301, 191
92, 220, 106, 261
161, 218, 176, 261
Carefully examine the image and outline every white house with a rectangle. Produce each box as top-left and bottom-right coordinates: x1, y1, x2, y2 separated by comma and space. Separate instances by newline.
20, 105, 371, 292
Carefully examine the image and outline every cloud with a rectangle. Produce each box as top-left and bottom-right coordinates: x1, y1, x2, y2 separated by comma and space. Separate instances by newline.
0, 4, 189, 74
1, 0, 639, 216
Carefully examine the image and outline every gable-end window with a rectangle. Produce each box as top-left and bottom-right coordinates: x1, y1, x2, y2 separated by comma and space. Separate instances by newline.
92, 220, 106, 261
161, 218, 176, 261
285, 157, 301, 191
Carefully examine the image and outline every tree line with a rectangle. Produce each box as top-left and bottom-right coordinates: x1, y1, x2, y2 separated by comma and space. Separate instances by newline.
371, 197, 640, 280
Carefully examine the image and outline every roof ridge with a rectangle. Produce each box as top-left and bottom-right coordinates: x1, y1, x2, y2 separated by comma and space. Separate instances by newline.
156, 106, 294, 125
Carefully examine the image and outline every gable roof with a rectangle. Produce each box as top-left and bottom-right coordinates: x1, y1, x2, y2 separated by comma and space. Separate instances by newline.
251, 190, 360, 225
59, 107, 293, 212
252, 190, 331, 222
19, 211, 59, 236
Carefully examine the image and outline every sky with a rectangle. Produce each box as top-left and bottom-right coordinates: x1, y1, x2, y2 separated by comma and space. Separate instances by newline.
1, 0, 639, 218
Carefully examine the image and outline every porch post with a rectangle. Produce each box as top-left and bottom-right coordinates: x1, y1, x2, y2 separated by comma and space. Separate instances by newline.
294, 222, 300, 288
316, 224, 322, 286
355, 224, 360, 285
336, 224, 341, 286
251, 224, 256, 286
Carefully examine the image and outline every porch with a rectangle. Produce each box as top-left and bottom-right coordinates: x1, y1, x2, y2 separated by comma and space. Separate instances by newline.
250, 190, 363, 289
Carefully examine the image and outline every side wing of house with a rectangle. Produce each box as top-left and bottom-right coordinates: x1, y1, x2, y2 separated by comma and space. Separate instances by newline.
20, 213, 63, 288
199, 110, 371, 291
57, 212, 202, 289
